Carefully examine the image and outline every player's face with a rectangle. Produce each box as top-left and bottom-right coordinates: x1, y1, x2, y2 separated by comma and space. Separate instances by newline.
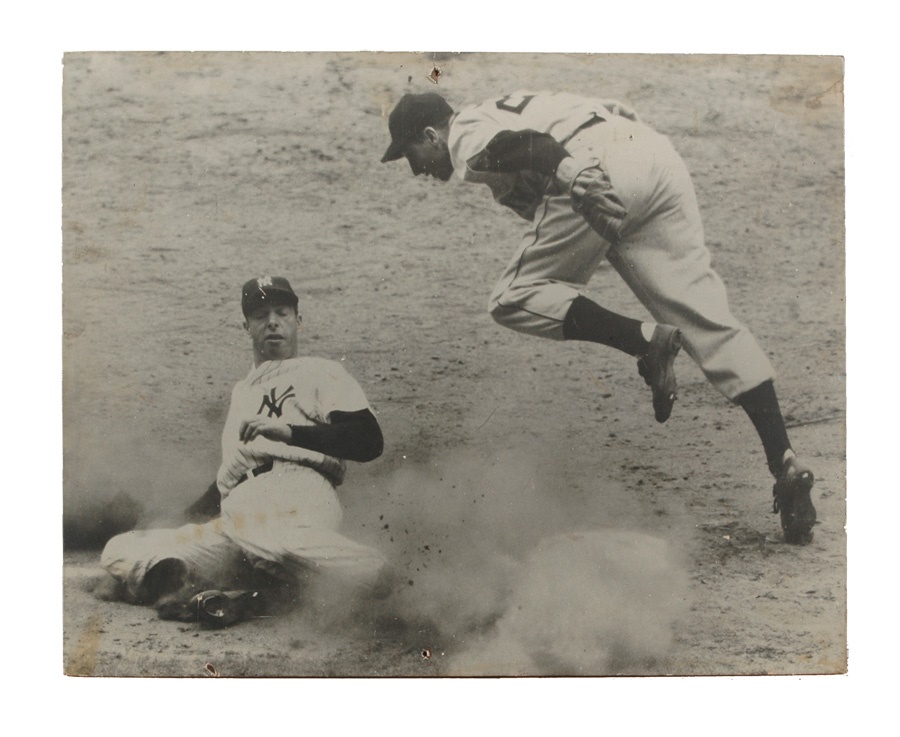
403, 132, 453, 181
244, 303, 301, 364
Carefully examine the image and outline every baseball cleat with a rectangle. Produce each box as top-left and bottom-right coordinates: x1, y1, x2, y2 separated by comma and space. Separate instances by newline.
637, 324, 682, 423
190, 589, 262, 628
772, 457, 816, 545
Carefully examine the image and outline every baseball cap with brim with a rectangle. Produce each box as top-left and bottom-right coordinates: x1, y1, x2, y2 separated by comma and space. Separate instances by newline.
241, 276, 299, 317
381, 93, 454, 163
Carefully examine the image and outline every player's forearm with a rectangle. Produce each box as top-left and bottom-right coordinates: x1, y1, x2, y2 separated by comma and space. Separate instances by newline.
289, 408, 384, 462
554, 156, 584, 190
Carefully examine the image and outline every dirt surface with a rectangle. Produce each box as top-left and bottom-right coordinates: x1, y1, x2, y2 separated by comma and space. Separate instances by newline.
62, 52, 845, 678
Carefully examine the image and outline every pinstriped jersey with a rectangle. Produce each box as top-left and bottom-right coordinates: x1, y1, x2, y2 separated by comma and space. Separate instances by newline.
216, 357, 371, 494
447, 90, 639, 219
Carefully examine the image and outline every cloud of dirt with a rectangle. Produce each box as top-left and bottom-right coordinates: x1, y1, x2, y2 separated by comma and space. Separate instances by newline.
341, 446, 692, 674
63, 428, 219, 549
64, 431, 693, 673
446, 530, 691, 675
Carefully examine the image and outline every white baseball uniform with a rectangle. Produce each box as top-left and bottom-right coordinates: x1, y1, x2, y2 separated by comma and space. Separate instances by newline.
101, 357, 386, 602
448, 90, 774, 400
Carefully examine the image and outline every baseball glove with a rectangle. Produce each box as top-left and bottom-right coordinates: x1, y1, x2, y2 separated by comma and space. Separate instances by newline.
556, 158, 627, 245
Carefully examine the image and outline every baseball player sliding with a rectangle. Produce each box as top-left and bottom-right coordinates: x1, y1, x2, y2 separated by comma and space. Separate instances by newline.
381, 90, 816, 544
100, 276, 387, 626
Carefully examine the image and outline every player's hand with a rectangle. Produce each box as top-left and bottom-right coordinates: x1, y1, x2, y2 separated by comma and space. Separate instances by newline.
598, 99, 639, 122
239, 418, 292, 444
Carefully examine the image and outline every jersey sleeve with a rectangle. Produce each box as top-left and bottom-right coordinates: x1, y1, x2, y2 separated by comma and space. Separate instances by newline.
448, 106, 506, 180
313, 359, 372, 418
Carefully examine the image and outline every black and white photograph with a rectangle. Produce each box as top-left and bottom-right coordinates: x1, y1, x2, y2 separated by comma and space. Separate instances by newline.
59, 50, 847, 679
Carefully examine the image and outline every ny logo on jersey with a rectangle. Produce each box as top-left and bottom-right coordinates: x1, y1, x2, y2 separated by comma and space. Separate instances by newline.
257, 385, 296, 418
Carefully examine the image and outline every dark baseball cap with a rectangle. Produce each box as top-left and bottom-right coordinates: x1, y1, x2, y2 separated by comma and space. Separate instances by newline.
241, 276, 299, 317
381, 93, 454, 163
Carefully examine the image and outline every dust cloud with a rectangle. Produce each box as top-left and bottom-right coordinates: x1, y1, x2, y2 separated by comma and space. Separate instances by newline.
345, 447, 693, 675
63, 432, 693, 674
446, 531, 691, 675
63, 429, 218, 549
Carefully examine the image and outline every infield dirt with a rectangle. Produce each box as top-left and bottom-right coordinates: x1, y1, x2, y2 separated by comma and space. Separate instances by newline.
62, 52, 845, 677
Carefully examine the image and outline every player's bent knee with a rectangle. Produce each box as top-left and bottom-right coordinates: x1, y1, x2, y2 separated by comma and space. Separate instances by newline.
488, 300, 514, 327
99, 530, 137, 570
488, 292, 533, 329
488, 303, 531, 335
488, 301, 566, 340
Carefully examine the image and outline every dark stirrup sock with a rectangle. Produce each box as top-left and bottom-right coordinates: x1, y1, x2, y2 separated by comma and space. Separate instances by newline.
736, 380, 793, 476
562, 296, 650, 357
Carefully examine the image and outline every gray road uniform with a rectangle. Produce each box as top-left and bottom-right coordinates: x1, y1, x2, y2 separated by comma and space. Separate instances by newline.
448, 90, 773, 401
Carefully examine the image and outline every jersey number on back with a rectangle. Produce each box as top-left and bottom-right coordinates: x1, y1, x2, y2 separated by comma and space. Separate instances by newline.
495, 94, 535, 114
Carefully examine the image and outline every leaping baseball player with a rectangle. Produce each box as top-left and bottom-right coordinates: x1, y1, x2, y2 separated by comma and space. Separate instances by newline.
381, 90, 816, 544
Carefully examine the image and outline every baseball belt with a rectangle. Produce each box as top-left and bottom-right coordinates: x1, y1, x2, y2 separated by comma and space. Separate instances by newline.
560, 114, 605, 148
235, 459, 275, 486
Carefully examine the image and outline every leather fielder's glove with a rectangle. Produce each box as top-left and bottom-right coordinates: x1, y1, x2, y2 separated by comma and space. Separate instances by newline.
555, 157, 627, 245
